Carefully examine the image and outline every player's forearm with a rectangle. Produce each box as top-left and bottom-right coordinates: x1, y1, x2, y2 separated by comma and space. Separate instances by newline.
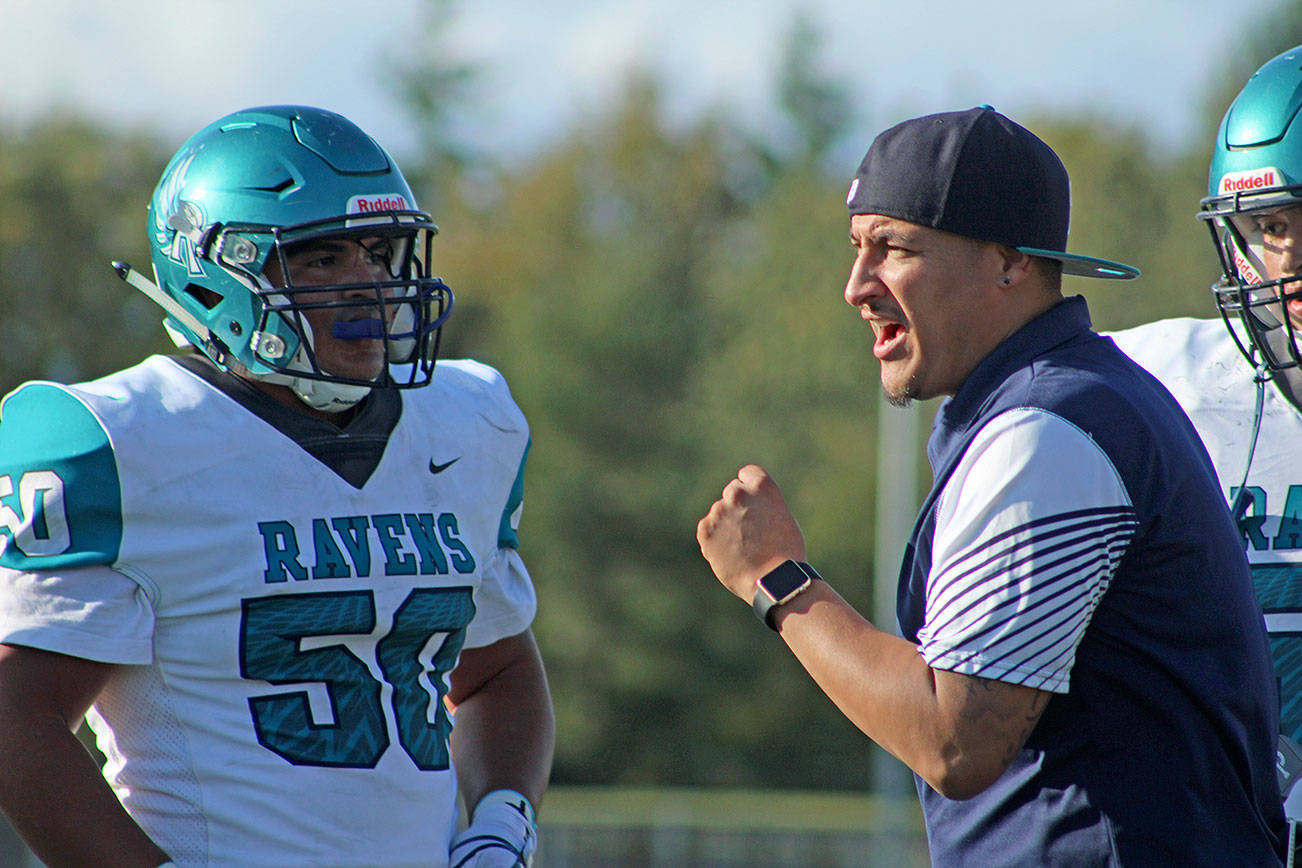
448, 639, 555, 810
772, 581, 1020, 799
0, 716, 169, 867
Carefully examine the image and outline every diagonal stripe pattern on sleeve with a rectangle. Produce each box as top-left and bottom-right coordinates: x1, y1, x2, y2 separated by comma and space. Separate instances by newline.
916, 408, 1137, 693
921, 506, 1137, 691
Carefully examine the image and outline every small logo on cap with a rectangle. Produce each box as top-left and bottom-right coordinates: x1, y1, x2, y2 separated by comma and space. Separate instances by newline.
846, 179, 860, 205
1218, 167, 1280, 195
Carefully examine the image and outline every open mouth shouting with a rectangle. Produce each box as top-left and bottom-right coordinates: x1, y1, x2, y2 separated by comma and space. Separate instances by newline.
869, 315, 909, 361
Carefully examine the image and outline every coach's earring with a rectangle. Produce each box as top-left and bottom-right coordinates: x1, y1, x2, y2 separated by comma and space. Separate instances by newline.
1001, 277, 1012, 285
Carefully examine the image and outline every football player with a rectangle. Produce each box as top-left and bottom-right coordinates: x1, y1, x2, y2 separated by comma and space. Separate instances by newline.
0, 106, 552, 867
1108, 45, 1302, 855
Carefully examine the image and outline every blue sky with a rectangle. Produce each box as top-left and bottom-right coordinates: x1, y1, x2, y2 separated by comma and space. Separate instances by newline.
1, 0, 1285, 163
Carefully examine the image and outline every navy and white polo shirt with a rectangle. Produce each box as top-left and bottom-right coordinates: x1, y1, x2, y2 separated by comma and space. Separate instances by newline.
898, 296, 1285, 865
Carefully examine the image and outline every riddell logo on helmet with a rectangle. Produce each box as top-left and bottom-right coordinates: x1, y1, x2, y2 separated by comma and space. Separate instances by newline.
347, 194, 410, 214
1218, 168, 1281, 194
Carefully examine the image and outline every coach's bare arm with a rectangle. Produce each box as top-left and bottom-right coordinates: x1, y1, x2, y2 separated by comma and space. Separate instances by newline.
0, 644, 172, 867
696, 464, 1051, 801
447, 629, 555, 812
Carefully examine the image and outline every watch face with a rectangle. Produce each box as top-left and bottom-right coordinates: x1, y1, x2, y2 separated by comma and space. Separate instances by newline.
762, 561, 814, 602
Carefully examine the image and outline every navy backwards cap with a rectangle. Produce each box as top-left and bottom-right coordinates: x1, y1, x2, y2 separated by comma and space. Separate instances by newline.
846, 106, 1139, 280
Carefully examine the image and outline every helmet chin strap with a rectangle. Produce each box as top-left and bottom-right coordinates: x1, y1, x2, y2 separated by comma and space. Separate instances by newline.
1229, 362, 1269, 523
265, 316, 374, 412
1229, 326, 1302, 523
288, 376, 372, 412
249, 365, 373, 412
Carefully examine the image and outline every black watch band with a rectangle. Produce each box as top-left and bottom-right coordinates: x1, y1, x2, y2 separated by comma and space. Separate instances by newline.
752, 560, 820, 631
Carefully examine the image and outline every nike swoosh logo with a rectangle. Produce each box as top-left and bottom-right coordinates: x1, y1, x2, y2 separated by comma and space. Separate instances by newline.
428, 457, 460, 474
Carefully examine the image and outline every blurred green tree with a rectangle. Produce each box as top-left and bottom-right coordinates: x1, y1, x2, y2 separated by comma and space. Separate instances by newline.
0, 116, 169, 394
775, 13, 853, 165
385, 0, 487, 208
425, 25, 886, 787
1032, 116, 1218, 331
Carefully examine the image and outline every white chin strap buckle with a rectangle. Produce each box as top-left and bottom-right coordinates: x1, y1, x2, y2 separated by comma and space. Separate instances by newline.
292, 377, 372, 412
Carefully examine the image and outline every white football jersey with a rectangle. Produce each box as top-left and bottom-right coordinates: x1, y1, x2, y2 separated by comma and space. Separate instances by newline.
0, 355, 536, 867
1109, 318, 1302, 818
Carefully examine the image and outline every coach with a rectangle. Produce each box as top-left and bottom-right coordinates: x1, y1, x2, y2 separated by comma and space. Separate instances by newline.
696, 106, 1286, 864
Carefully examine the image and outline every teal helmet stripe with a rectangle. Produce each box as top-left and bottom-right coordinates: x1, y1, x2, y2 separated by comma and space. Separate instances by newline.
0, 384, 123, 569
497, 438, 531, 550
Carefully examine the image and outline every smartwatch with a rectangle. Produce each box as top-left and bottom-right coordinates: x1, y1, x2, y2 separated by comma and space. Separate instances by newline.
752, 560, 820, 631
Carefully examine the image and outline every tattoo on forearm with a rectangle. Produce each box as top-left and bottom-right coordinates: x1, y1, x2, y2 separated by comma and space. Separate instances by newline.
959, 677, 1051, 765
1005, 691, 1050, 764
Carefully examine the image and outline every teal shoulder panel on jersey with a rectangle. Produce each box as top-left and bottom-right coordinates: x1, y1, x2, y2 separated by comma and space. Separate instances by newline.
0, 383, 123, 569
497, 438, 531, 550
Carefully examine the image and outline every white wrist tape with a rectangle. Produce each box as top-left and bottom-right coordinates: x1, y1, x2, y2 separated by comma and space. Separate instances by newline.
450, 789, 538, 867
474, 789, 536, 827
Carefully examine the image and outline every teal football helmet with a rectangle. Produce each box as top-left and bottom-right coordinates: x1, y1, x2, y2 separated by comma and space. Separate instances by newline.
1199, 47, 1302, 373
123, 105, 453, 411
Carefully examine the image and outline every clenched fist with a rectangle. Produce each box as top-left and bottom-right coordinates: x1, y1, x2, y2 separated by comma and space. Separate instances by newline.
696, 464, 807, 600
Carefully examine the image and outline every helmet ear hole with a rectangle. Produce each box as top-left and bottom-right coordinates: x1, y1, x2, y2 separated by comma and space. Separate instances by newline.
184, 284, 224, 310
